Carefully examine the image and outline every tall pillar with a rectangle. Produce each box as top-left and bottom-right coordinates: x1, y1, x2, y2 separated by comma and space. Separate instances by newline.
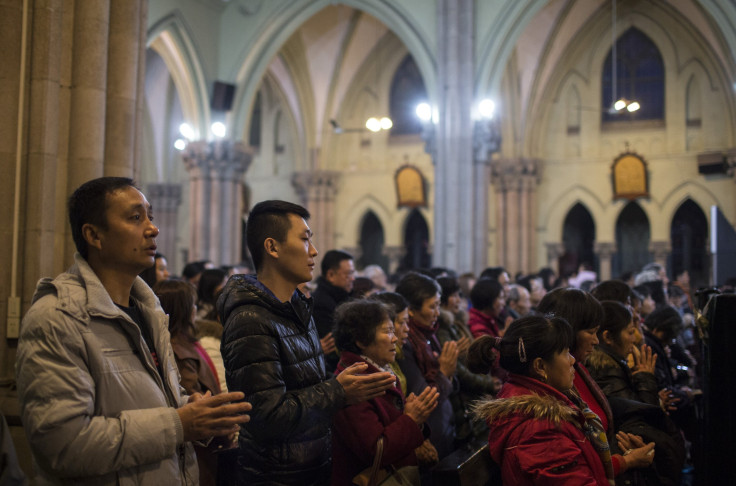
145, 183, 182, 269
291, 171, 340, 255
103, 0, 143, 177
492, 158, 541, 275
182, 140, 252, 266
3, 1, 149, 381
594, 242, 617, 281
433, 0, 475, 273
649, 241, 672, 269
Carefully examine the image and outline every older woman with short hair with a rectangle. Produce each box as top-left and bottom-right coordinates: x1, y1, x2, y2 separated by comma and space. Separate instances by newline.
331, 300, 438, 486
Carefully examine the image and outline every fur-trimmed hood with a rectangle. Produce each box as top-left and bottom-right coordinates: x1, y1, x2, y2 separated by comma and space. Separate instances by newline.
473, 393, 581, 429
585, 346, 624, 373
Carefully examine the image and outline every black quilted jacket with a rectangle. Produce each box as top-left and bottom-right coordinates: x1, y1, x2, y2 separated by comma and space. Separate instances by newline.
218, 274, 346, 485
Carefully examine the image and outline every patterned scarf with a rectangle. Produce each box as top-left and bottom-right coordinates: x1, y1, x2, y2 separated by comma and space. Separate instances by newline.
407, 316, 441, 386
574, 362, 615, 438
566, 387, 616, 485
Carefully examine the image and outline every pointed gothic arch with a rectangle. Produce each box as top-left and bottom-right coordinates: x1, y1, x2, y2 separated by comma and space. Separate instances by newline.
670, 199, 709, 289
402, 209, 431, 271
601, 28, 664, 122
613, 201, 651, 279
560, 203, 596, 277
358, 211, 388, 271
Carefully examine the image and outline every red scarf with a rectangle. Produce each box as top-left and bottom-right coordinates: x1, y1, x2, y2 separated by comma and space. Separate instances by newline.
407, 317, 441, 386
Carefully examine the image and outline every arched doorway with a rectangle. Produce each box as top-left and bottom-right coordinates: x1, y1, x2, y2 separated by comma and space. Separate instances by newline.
560, 203, 596, 277
358, 211, 388, 271
613, 202, 651, 279
402, 209, 430, 271
670, 199, 709, 289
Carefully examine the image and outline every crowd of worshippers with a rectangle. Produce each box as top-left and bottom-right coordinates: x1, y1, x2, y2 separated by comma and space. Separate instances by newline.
11, 177, 713, 486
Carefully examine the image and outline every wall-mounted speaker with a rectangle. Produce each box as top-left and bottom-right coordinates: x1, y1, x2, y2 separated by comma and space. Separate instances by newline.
697, 152, 726, 175
211, 81, 236, 111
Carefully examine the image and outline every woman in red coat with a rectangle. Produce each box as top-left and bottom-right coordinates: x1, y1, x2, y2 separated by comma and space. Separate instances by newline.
470, 315, 655, 486
331, 300, 439, 486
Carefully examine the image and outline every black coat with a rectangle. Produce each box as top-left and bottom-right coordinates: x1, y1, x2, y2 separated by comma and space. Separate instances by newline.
311, 276, 351, 338
218, 274, 346, 485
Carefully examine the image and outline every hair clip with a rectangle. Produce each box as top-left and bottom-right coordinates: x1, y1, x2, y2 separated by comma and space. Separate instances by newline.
494, 336, 503, 348
518, 337, 527, 363
544, 312, 555, 319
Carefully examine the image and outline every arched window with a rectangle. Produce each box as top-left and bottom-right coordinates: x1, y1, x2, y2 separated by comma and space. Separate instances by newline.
402, 209, 430, 270
389, 55, 428, 135
670, 199, 708, 289
359, 211, 388, 270
602, 28, 664, 122
613, 202, 651, 278
560, 203, 596, 276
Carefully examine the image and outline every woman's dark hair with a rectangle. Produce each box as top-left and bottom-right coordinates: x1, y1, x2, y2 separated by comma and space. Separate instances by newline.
599, 301, 633, 349
536, 288, 603, 353
139, 253, 165, 288
470, 278, 503, 311
632, 284, 651, 299
333, 300, 391, 355
369, 292, 408, 321
640, 280, 667, 306
538, 267, 556, 291
395, 272, 441, 311
197, 268, 228, 306
153, 279, 197, 342
591, 280, 632, 305
646, 306, 683, 342
436, 276, 461, 306
467, 315, 573, 376
351, 277, 376, 299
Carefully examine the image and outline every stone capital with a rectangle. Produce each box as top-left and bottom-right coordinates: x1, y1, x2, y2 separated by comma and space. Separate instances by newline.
146, 183, 182, 211
594, 242, 617, 258
649, 240, 672, 260
491, 157, 542, 190
181, 140, 253, 179
291, 170, 341, 202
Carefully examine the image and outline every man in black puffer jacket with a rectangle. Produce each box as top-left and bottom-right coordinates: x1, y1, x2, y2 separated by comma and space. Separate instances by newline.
218, 200, 396, 485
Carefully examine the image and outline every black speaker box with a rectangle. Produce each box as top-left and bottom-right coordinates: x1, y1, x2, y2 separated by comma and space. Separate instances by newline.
697, 152, 726, 175
211, 81, 236, 111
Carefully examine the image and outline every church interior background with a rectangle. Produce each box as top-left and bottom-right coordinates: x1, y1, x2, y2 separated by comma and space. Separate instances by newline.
2, 0, 735, 408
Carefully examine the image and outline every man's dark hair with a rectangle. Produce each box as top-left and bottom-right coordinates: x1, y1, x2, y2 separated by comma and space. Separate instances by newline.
320, 249, 353, 276
246, 200, 310, 272
480, 266, 506, 281
470, 277, 503, 311
333, 300, 391, 355
68, 177, 137, 259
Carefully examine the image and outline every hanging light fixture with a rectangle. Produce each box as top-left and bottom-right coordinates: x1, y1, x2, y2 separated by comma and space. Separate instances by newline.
364, 20, 392, 132
609, 0, 640, 114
